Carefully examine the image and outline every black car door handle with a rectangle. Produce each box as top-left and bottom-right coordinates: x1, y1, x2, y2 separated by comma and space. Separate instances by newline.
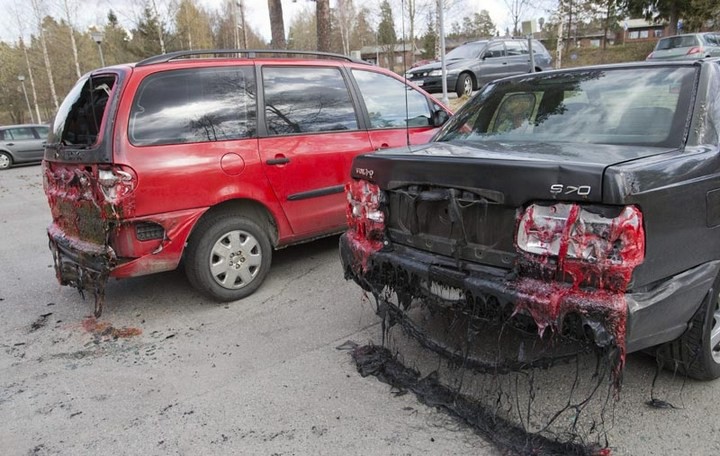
266, 157, 290, 165
6, 143, 14, 146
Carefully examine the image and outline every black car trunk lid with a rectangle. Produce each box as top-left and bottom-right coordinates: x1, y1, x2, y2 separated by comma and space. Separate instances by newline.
351, 141, 675, 268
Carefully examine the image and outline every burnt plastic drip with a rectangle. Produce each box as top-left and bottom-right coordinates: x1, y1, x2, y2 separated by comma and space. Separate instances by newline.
381, 294, 584, 374
351, 345, 607, 456
348, 261, 621, 455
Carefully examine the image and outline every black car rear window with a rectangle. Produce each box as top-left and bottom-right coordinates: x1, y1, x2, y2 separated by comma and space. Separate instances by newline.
129, 66, 256, 146
436, 66, 697, 148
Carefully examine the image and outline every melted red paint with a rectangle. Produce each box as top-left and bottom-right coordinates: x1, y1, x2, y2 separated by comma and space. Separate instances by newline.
82, 316, 142, 338
514, 204, 645, 388
345, 180, 385, 271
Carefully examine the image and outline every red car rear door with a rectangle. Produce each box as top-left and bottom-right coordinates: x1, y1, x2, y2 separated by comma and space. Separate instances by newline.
258, 65, 373, 237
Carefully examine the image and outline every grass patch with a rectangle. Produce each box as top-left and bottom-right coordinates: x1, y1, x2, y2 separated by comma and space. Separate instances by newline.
559, 42, 657, 68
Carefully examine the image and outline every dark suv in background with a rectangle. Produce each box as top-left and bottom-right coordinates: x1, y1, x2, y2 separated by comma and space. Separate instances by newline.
42, 50, 450, 316
405, 38, 553, 97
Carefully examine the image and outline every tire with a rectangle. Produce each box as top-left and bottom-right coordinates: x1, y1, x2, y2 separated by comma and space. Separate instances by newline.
185, 213, 272, 302
0, 152, 12, 170
658, 285, 720, 380
455, 73, 473, 98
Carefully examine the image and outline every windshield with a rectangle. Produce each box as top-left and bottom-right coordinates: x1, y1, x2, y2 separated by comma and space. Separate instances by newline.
435, 67, 696, 148
446, 42, 486, 60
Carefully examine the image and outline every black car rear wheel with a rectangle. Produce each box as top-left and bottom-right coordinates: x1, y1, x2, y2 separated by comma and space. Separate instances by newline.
0, 152, 12, 170
455, 73, 473, 98
658, 283, 720, 380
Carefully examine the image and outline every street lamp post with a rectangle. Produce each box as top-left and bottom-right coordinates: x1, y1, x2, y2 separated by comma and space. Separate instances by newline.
17, 75, 34, 124
91, 30, 106, 67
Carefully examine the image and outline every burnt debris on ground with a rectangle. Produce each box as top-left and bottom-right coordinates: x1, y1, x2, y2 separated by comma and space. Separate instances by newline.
345, 287, 622, 456
352, 344, 607, 456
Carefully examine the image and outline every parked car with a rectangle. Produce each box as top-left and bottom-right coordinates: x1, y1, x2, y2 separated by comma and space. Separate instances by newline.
647, 32, 720, 61
341, 59, 720, 380
404, 38, 553, 98
0, 124, 49, 169
42, 49, 451, 316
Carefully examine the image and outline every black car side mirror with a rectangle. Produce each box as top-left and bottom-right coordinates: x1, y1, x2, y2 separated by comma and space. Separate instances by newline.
432, 110, 450, 127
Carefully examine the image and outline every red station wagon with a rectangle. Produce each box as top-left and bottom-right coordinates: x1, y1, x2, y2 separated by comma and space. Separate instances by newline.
42, 50, 451, 316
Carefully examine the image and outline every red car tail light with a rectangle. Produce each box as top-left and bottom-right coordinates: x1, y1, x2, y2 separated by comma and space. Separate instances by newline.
98, 166, 137, 203
346, 179, 384, 240
517, 203, 644, 290
686, 46, 702, 55
646, 52, 654, 60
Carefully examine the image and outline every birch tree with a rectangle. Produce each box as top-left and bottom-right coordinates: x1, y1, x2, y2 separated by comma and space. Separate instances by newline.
59, 0, 81, 78
30, 0, 59, 109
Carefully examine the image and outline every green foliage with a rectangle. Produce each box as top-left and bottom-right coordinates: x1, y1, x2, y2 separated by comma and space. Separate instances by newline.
378, 0, 397, 45
448, 10, 496, 40
288, 6, 318, 51
618, 0, 712, 33
420, 10, 437, 60
130, 6, 167, 58
0, 43, 26, 124
561, 41, 656, 67
174, 0, 214, 50
351, 8, 376, 50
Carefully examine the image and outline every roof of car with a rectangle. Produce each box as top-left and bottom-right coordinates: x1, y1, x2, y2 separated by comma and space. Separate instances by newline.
0, 124, 47, 130
135, 49, 369, 67
491, 58, 720, 84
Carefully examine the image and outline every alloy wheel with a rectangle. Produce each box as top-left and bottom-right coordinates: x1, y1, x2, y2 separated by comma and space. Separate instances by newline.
711, 294, 720, 363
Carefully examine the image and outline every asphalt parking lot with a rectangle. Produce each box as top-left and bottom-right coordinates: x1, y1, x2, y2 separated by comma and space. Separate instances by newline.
1, 165, 719, 455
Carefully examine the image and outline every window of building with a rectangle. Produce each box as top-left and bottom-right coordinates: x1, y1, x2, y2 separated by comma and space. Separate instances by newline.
628, 31, 639, 39
640, 30, 649, 39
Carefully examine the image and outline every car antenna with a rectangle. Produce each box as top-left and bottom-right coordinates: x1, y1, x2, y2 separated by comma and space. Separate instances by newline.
401, 0, 410, 148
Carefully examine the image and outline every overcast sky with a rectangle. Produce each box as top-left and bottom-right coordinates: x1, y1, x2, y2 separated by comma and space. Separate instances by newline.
0, 0, 543, 46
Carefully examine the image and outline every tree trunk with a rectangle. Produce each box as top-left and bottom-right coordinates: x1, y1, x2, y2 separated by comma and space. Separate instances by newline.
62, 0, 82, 78
30, 0, 59, 110
19, 39, 42, 123
316, 0, 331, 52
268, 0, 286, 49
151, 0, 166, 54
239, 0, 248, 48
668, 3, 679, 35
602, 0, 610, 52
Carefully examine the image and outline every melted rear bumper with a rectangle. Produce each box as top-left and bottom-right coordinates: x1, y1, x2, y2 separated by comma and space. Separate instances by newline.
48, 223, 114, 288
340, 233, 719, 355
